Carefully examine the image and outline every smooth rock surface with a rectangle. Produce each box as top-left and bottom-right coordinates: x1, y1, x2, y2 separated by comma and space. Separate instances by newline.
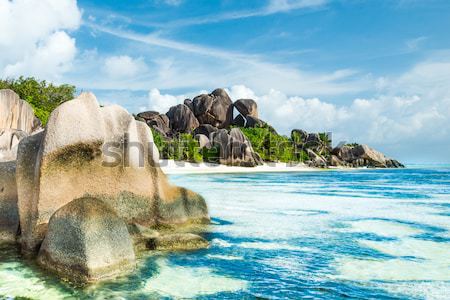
16, 93, 209, 253
0, 161, 18, 242
234, 99, 258, 118
192, 89, 233, 128
166, 104, 200, 134
0, 89, 41, 162
37, 197, 136, 282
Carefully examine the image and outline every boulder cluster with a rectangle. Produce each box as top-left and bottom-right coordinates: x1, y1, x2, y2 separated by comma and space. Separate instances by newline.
0, 90, 209, 283
137, 88, 265, 167
290, 129, 404, 168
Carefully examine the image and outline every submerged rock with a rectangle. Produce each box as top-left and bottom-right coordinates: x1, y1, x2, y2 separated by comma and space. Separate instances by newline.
146, 233, 208, 251
38, 197, 136, 283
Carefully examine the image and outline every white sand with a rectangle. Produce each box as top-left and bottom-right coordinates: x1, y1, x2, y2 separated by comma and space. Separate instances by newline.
159, 159, 324, 175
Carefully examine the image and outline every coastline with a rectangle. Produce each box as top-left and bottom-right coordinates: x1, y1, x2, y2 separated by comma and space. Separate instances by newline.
159, 159, 326, 175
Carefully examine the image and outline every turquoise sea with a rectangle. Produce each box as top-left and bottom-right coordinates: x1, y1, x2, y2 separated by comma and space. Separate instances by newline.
1, 167, 449, 299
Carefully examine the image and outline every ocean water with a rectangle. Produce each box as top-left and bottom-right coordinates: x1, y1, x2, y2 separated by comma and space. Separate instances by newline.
1, 167, 449, 299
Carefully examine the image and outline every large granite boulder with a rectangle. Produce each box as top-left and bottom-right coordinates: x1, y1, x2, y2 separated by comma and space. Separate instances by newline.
211, 128, 262, 167
166, 104, 200, 134
332, 144, 404, 168
192, 88, 233, 128
16, 92, 209, 253
137, 111, 171, 137
184, 99, 194, 112
0, 89, 41, 162
306, 149, 327, 168
37, 197, 136, 282
245, 115, 266, 128
195, 134, 211, 149
234, 99, 258, 119
193, 124, 218, 139
0, 161, 18, 242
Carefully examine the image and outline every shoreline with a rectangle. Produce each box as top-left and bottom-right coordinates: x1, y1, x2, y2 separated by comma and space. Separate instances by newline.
159, 159, 331, 175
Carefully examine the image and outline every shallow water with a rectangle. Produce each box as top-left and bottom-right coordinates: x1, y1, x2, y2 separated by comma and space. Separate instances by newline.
1, 167, 449, 299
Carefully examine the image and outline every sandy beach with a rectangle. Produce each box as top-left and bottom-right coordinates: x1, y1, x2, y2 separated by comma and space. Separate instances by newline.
159, 159, 324, 175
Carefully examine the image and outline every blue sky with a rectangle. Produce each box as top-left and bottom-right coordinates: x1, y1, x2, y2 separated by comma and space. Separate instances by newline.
1, 0, 450, 163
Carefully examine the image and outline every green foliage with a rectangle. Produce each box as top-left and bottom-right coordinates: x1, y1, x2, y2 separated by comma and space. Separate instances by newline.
0, 76, 76, 125
319, 132, 332, 147
240, 127, 307, 163
151, 129, 206, 163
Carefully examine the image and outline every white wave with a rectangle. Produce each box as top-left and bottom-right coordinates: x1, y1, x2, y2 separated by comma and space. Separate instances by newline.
207, 254, 244, 260
239, 241, 311, 252
144, 258, 247, 298
334, 257, 450, 281
345, 219, 423, 238
379, 281, 450, 300
211, 238, 232, 247
359, 238, 450, 261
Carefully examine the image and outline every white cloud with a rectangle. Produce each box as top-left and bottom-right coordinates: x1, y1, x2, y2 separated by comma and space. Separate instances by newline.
156, 0, 327, 27
0, 0, 81, 79
84, 23, 367, 95
103, 55, 148, 79
141, 58, 450, 163
3, 31, 76, 78
147, 88, 187, 113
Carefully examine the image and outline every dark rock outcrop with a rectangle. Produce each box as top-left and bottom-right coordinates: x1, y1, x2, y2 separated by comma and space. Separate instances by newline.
211, 128, 262, 167
232, 114, 246, 127
332, 144, 404, 168
137, 111, 171, 137
193, 124, 218, 139
234, 99, 258, 118
245, 115, 266, 128
37, 197, 136, 283
192, 88, 233, 128
184, 99, 194, 112
166, 104, 200, 134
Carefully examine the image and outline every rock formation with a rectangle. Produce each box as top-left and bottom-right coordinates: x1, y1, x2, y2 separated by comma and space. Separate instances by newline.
137, 111, 171, 137
234, 99, 258, 119
1, 91, 211, 282
37, 197, 136, 282
14, 92, 208, 255
0, 161, 18, 242
0, 89, 41, 162
211, 128, 263, 167
331, 144, 404, 168
166, 104, 200, 134
192, 88, 233, 128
